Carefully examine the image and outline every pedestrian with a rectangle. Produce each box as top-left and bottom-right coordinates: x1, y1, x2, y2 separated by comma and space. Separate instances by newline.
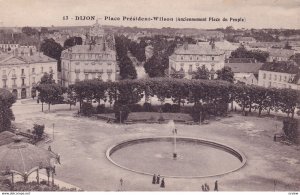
214, 180, 218, 191
119, 178, 123, 191
201, 184, 205, 191
205, 183, 210, 191
160, 178, 165, 188
152, 174, 156, 184
156, 174, 160, 184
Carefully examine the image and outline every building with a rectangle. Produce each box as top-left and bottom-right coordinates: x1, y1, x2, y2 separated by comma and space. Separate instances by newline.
0, 53, 57, 99
267, 48, 295, 62
258, 61, 300, 90
236, 36, 256, 45
169, 42, 225, 79
61, 21, 117, 87
234, 73, 258, 85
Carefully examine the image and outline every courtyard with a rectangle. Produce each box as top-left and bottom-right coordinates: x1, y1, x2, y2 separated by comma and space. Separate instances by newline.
11, 99, 300, 191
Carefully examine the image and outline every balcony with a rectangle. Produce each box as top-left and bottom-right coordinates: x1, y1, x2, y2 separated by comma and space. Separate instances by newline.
21, 73, 26, 78
11, 74, 17, 79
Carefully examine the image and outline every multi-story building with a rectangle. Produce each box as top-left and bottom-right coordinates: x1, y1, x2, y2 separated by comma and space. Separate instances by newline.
0, 53, 57, 99
258, 61, 300, 90
61, 21, 117, 87
169, 42, 225, 79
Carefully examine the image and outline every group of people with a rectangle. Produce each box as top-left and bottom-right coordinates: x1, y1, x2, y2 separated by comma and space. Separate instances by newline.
152, 174, 165, 188
202, 180, 218, 191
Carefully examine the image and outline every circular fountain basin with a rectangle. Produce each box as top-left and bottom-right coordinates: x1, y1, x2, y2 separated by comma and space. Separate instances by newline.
106, 137, 246, 178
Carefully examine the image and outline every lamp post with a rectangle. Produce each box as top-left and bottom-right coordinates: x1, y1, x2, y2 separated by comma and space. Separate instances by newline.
173, 128, 177, 159
52, 123, 54, 140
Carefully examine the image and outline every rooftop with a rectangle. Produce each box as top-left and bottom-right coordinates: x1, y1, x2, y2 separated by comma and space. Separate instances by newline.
268, 48, 295, 58
174, 43, 224, 55
62, 44, 115, 55
260, 61, 300, 74
0, 53, 57, 66
225, 62, 263, 74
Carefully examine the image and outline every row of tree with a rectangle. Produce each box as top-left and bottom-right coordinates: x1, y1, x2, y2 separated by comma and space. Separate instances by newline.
67, 78, 300, 118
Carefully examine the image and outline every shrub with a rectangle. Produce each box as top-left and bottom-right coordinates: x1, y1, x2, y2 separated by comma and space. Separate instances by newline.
162, 103, 172, 113
32, 124, 45, 139
143, 103, 153, 112
128, 104, 143, 112
171, 104, 180, 113
282, 118, 299, 144
81, 102, 95, 116
114, 104, 130, 123
96, 104, 106, 114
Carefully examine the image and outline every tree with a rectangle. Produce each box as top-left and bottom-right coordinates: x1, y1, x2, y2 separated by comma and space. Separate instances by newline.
63, 37, 83, 49
40, 27, 49, 34
0, 89, 16, 132
284, 41, 292, 50
192, 66, 210, 80
119, 56, 137, 79
40, 39, 63, 71
230, 46, 269, 63
144, 55, 167, 77
22, 26, 38, 36
216, 67, 234, 83
40, 72, 55, 84
36, 84, 65, 111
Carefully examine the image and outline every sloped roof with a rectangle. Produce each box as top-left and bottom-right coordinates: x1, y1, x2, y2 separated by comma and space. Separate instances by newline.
62, 44, 115, 55
268, 48, 295, 58
260, 61, 300, 74
174, 44, 224, 55
0, 53, 56, 66
225, 62, 263, 73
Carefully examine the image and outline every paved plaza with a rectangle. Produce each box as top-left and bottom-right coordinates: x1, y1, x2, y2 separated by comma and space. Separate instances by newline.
12, 100, 300, 191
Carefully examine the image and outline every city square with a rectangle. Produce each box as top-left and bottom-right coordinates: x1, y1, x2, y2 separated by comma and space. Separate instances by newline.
9, 100, 300, 191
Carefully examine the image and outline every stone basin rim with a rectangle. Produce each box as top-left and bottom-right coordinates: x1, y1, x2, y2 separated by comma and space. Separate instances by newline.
106, 136, 247, 178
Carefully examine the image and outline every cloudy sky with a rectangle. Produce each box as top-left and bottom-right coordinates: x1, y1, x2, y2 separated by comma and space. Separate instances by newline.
0, 0, 299, 29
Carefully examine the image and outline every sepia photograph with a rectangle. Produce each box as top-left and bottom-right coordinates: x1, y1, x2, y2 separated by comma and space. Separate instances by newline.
0, 0, 300, 193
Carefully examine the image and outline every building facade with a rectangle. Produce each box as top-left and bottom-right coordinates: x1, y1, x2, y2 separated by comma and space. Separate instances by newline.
0, 53, 57, 99
169, 42, 225, 79
61, 21, 117, 87
257, 62, 300, 90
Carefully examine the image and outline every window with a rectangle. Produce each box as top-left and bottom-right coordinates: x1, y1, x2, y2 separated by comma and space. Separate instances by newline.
92, 73, 96, 79
269, 74, 271, 80
85, 74, 89, 80
21, 69, 24, 74
212, 56, 214, 61
32, 77, 35, 83
3, 80, 7, 88
284, 76, 287, 81
279, 75, 282, 82
269, 82, 271, 87
252, 79, 253, 84
107, 73, 112, 81
41, 67, 43, 73
190, 56, 192, 60
189, 65, 193, 72
76, 72, 80, 79
12, 69, 15, 74
22, 78, 25, 85
32, 68, 35, 73
274, 75, 277, 81
49, 67, 53, 73
263, 73, 266, 79
181, 56, 183, 60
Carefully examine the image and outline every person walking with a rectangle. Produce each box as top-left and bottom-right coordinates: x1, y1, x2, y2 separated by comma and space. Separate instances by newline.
160, 178, 165, 188
152, 174, 156, 184
214, 180, 218, 191
205, 183, 210, 191
201, 184, 205, 191
156, 175, 160, 184
119, 178, 123, 191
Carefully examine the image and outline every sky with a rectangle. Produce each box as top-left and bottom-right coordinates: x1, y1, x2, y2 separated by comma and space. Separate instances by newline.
0, 0, 299, 29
